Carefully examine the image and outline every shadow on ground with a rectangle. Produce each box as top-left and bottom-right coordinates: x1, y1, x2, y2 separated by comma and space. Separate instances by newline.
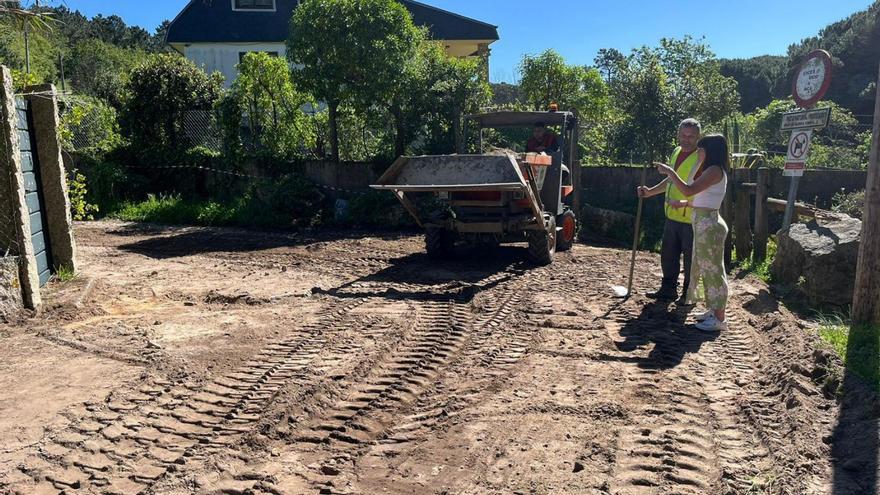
599, 300, 718, 370
114, 224, 414, 259
318, 245, 536, 302
832, 323, 879, 494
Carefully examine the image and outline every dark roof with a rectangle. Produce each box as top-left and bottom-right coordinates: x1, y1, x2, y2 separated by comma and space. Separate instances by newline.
166, 0, 498, 44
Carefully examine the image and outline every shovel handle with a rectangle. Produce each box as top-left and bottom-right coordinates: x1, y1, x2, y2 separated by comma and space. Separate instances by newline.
626, 163, 649, 295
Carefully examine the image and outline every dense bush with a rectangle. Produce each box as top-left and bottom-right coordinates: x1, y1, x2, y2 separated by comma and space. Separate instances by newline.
59, 96, 123, 153
110, 173, 326, 229
832, 189, 865, 219
119, 54, 224, 153
231, 52, 316, 160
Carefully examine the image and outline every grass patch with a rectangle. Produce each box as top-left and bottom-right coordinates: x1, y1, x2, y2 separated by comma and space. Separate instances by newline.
53, 264, 76, 282
108, 193, 323, 229
736, 238, 777, 283
816, 312, 880, 392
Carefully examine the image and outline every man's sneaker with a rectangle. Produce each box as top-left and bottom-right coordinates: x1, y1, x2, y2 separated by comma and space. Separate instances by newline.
676, 295, 695, 307
647, 288, 677, 301
695, 315, 728, 333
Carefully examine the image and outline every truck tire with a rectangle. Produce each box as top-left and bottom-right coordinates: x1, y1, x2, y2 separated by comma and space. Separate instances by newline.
528, 216, 556, 265
556, 209, 577, 252
426, 227, 455, 258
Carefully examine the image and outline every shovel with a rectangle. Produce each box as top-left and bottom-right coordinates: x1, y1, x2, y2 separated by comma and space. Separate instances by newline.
612, 161, 650, 298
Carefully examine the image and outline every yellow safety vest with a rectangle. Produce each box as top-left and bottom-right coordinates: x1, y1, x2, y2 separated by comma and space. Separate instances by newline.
664, 147, 701, 224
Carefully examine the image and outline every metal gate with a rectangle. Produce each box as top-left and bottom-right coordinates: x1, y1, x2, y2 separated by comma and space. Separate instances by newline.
15, 97, 52, 286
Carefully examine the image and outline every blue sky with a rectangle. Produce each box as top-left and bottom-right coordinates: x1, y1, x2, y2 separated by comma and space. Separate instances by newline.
58, 0, 875, 83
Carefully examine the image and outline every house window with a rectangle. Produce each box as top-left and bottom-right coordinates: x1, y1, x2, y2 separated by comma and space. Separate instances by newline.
233, 0, 275, 11
239, 51, 279, 63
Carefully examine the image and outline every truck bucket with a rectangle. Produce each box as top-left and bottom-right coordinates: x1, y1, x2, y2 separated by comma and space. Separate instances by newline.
371, 154, 544, 226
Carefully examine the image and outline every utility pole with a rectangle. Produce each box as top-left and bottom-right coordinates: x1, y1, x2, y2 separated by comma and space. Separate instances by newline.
852, 63, 880, 327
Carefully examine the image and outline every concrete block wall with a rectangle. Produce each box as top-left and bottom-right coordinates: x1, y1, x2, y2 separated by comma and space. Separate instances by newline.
28, 84, 78, 272
0, 66, 41, 310
0, 66, 78, 312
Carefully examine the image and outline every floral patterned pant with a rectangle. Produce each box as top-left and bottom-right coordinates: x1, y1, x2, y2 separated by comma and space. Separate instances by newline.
686, 209, 729, 310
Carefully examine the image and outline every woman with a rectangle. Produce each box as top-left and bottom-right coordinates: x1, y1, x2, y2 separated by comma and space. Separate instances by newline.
655, 134, 729, 332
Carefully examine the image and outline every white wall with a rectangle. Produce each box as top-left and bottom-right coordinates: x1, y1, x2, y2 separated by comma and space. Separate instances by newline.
182, 43, 287, 87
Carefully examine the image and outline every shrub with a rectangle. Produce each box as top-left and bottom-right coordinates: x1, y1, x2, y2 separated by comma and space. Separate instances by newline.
832, 189, 865, 219
68, 168, 99, 221
59, 96, 123, 153
231, 52, 315, 160
119, 54, 224, 153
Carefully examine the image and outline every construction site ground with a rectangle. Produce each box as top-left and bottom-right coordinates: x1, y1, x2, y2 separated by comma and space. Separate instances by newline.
0, 220, 874, 495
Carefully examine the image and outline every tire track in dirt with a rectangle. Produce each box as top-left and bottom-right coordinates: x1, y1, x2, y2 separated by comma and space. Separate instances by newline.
6, 297, 372, 495
380, 277, 533, 444
229, 267, 538, 494
601, 303, 722, 495
291, 300, 470, 447
696, 307, 775, 493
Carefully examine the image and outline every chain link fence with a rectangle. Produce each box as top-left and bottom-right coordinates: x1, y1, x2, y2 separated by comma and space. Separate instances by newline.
182, 110, 223, 153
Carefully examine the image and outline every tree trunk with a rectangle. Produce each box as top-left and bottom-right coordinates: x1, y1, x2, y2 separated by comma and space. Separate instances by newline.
392, 105, 405, 158
452, 101, 463, 154
328, 101, 340, 162
852, 64, 880, 327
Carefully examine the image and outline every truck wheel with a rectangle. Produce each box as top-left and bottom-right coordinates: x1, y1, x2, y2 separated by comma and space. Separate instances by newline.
426, 227, 455, 258
556, 209, 577, 252
528, 216, 556, 265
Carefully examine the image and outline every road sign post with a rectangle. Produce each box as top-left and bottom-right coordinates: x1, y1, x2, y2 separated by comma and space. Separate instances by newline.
780, 50, 833, 231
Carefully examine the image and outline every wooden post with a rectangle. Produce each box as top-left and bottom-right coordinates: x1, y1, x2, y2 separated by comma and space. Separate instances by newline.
570, 110, 582, 218
852, 64, 880, 327
754, 167, 770, 262
735, 185, 753, 262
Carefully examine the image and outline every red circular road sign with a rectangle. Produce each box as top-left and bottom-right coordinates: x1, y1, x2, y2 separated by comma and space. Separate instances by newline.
792, 49, 833, 109
789, 131, 810, 160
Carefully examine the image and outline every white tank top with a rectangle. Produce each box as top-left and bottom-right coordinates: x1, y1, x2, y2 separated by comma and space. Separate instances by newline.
692, 168, 727, 209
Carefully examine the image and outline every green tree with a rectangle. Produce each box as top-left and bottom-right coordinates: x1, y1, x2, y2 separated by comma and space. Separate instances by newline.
0, 2, 60, 83
785, 1, 880, 116
231, 52, 315, 159
719, 56, 787, 112
610, 55, 679, 163
59, 95, 122, 153
647, 37, 740, 124
751, 98, 860, 152
594, 48, 625, 83
67, 39, 147, 106
119, 54, 224, 153
288, 0, 420, 161
518, 49, 607, 113
387, 36, 490, 156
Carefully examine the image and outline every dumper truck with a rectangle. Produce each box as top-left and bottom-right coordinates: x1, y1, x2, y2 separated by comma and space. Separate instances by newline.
371, 110, 579, 265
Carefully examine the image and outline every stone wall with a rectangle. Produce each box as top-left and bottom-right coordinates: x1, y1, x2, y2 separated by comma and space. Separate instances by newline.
0, 256, 22, 318
580, 166, 869, 211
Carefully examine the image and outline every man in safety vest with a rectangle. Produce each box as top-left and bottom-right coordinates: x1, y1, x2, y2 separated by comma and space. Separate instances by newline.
637, 118, 703, 302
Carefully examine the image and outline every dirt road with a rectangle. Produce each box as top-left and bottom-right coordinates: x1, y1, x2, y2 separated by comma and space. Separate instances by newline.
0, 221, 860, 494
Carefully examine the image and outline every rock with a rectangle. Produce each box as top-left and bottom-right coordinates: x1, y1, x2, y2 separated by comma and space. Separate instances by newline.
770, 214, 861, 308
573, 461, 585, 473
320, 465, 340, 476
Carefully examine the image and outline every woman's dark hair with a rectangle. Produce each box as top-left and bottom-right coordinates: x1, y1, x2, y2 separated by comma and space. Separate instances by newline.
697, 134, 730, 171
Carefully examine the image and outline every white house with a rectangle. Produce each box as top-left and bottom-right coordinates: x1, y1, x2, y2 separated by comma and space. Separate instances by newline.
165, 0, 499, 87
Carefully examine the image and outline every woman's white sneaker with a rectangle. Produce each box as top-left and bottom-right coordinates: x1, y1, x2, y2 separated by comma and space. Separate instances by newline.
695, 315, 728, 332
695, 310, 714, 322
